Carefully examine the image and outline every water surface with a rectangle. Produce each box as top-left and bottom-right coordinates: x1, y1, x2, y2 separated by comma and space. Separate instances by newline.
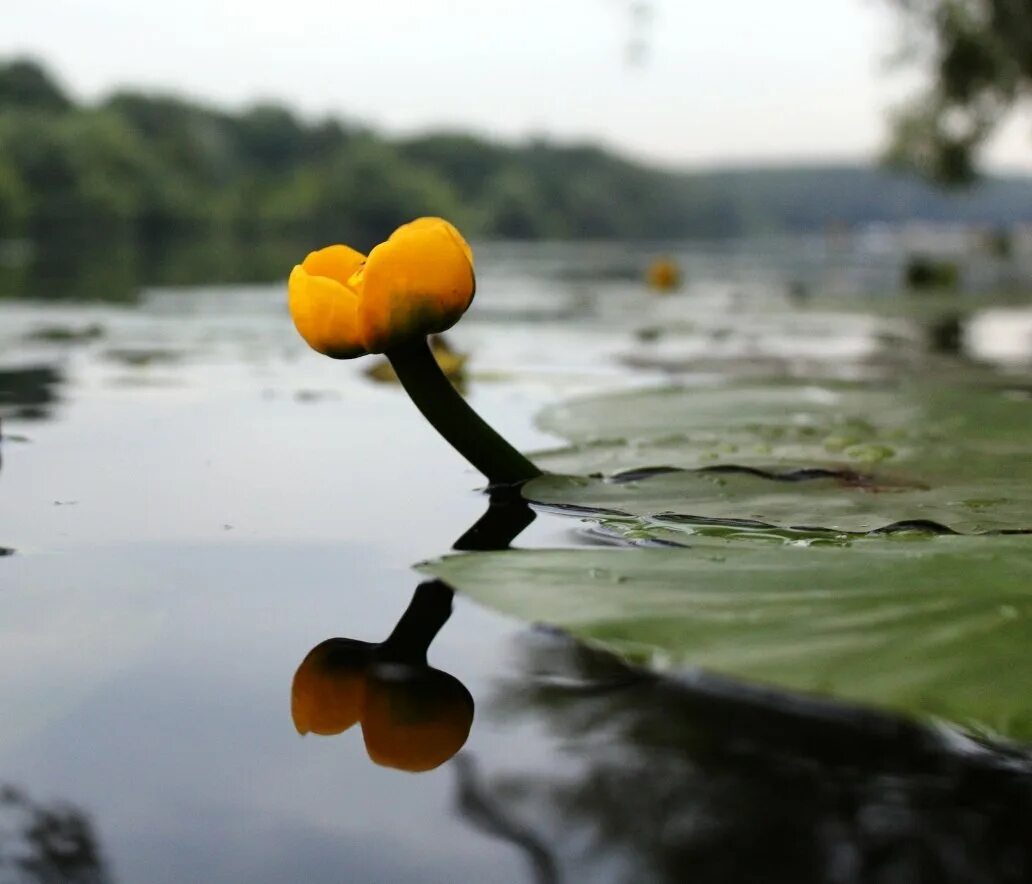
1, 242, 1031, 883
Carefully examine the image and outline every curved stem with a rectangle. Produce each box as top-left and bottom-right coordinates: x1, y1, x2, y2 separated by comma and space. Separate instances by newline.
379, 580, 454, 665
386, 338, 542, 487
453, 486, 536, 551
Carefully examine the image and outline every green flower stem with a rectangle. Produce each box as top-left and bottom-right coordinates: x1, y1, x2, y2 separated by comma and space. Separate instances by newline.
386, 338, 542, 486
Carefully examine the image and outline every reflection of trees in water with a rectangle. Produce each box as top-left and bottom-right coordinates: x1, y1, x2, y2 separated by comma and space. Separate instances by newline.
0, 238, 141, 304
455, 633, 1032, 884
0, 233, 318, 303
453, 755, 559, 884
0, 366, 63, 422
0, 785, 112, 883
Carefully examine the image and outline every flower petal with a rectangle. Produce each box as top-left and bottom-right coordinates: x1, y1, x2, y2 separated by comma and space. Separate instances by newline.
301, 244, 366, 286
396, 217, 474, 270
291, 640, 368, 736
288, 265, 367, 359
358, 218, 476, 353
360, 667, 474, 772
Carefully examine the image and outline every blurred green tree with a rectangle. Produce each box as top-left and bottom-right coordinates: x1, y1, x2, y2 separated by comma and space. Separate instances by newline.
1, 55, 1031, 256
0, 109, 195, 235
0, 154, 28, 238
399, 133, 510, 205
262, 139, 465, 249
479, 166, 560, 240
232, 103, 307, 174
0, 58, 70, 112
884, 0, 1032, 184
103, 92, 239, 191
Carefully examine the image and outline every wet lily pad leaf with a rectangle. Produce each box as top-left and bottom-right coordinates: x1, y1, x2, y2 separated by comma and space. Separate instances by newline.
528, 383, 1032, 535
537, 385, 905, 450
525, 470, 1032, 536
422, 535, 1032, 742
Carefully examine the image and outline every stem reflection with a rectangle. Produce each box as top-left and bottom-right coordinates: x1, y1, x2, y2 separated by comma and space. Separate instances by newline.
290, 488, 536, 772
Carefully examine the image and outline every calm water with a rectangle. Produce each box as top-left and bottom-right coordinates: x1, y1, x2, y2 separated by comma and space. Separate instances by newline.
2, 243, 1032, 883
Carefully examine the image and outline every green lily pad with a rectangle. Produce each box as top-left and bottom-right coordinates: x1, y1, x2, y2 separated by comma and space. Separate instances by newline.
423, 534, 1032, 742
525, 469, 1032, 536
537, 385, 907, 448
527, 383, 1032, 536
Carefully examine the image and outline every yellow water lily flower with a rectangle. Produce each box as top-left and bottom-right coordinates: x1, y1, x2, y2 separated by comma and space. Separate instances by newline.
288, 217, 476, 358
646, 257, 682, 293
286, 220, 538, 485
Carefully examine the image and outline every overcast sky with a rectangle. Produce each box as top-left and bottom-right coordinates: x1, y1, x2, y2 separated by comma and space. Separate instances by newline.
3, 0, 1030, 171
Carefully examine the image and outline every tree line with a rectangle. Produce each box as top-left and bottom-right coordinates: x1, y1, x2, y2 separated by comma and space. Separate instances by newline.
0, 59, 699, 248
1, 58, 1030, 249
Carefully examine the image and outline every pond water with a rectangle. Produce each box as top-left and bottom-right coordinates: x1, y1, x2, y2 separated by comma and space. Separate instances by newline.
1, 241, 1031, 883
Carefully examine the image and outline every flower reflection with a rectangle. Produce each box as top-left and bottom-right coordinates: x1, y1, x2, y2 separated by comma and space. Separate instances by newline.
292, 488, 535, 773
292, 580, 473, 772
291, 639, 365, 737
361, 659, 473, 773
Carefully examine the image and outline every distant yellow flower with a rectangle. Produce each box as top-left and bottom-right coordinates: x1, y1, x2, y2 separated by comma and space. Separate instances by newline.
646, 257, 682, 293
288, 217, 476, 358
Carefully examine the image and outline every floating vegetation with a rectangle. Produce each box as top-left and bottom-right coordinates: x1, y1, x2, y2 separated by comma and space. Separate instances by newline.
0, 365, 63, 421
25, 323, 104, 344
424, 534, 1032, 742
103, 347, 184, 367
905, 255, 960, 292
364, 335, 468, 388
527, 381, 1032, 535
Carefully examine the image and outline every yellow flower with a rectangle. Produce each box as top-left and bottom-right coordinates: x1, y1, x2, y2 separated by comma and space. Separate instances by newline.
288, 217, 476, 358
646, 257, 682, 293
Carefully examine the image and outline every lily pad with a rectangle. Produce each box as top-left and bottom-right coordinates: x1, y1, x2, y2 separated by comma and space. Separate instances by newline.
525, 470, 1032, 536
527, 382, 1032, 536
423, 534, 1032, 742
